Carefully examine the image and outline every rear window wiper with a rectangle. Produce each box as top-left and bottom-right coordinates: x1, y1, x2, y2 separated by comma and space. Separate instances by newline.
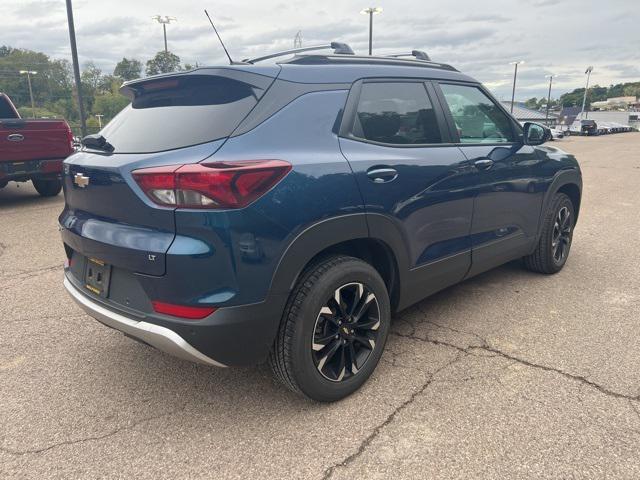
81, 134, 114, 152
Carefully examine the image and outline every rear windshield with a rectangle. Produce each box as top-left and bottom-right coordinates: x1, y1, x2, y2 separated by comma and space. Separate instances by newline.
0, 96, 18, 118
101, 73, 271, 153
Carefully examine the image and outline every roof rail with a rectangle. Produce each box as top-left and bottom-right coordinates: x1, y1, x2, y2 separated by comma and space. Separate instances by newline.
387, 50, 431, 61
243, 42, 354, 64
281, 54, 457, 71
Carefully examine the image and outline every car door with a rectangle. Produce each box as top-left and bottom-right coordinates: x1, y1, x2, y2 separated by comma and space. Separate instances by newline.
338, 79, 477, 307
434, 82, 546, 277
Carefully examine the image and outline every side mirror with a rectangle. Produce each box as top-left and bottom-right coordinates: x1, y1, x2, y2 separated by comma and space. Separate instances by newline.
523, 122, 551, 146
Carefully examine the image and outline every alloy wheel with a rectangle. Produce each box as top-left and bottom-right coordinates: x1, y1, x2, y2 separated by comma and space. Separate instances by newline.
552, 206, 572, 263
311, 282, 380, 382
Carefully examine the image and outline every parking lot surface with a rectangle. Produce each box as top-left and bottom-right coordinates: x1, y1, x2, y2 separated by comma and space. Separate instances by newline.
1, 134, 639, 479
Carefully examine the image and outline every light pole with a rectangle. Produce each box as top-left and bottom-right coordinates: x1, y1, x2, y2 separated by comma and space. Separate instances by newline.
152, 15, 177, 53
544, 74, 556, 124
360, 7, 382, 55
19, 70, 37, 118
509, 60, 525, 113
580, 66, 593, 120
65, 0, 87, 137
95, 114, 104, 129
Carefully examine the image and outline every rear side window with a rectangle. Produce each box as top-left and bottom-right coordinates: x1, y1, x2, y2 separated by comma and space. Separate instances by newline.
0, 96, 17, 118
439, 84, 515, 143
101, 74, 270, 153
352, 82, 442, 145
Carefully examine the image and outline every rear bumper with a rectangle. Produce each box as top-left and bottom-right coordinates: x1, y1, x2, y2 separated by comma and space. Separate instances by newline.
0, 159, 63, 182
64, 277, 227, 367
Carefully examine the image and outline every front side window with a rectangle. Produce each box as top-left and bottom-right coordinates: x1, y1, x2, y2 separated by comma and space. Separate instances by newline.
352, 82, 442, 145
439, 84, 515, 143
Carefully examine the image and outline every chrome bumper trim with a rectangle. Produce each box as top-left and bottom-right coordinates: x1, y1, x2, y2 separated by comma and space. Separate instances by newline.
63, 277, 226, 367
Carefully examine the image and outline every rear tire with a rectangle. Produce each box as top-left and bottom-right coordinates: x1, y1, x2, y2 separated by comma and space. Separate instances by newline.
269, 255, 390, 402
32, 178, 62, 197
523, 193, 575, 274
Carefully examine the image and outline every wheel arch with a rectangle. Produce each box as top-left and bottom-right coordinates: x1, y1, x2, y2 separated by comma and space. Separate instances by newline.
539, 169, 582, 235
269, 214, 409, 313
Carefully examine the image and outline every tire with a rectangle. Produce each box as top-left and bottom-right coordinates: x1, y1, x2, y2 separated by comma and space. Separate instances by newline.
269, 255, 391, 402
523, 193, 575, 274
32, 178, 62, 197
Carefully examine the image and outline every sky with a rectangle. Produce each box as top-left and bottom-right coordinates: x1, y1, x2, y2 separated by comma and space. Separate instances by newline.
3, 0, 639, 100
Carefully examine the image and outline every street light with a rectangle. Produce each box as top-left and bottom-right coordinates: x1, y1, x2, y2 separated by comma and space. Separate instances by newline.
544, 74, 558, 124
19, 70, 37, 118
65, 0, 87, 137
152, 15, 177, 53
360, 7, 382, 55
580, 66, 594, 120
509, 60, 525, 113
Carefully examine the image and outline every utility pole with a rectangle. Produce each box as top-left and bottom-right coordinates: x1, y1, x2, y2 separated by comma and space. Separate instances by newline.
294, 31, 302, 48
509, 60, 525, 114
152, 15, 177, 53
65, 0, 87, 137
580, 66, 593, 120
19, 70, 37, 118
361, 7, 382, 55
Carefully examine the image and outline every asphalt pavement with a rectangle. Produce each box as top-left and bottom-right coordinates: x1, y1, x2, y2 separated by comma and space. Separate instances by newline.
1, 134, 639, 479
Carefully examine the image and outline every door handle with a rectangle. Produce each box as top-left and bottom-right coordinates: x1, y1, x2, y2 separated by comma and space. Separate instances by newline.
366, 167, 398, 183
474, 159, 494, 170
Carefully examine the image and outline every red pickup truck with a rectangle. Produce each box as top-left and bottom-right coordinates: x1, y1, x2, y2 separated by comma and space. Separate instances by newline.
0, 93, 75, 196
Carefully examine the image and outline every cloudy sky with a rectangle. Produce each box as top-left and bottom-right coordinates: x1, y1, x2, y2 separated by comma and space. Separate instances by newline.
4, 0, 639, 99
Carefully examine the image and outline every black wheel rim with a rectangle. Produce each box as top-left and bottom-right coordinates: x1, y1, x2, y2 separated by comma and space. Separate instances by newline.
552, 206, 572, 263
311, 282, 381, 382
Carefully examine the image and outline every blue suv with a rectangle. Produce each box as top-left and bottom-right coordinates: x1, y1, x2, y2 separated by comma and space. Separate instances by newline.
60, 44, 582, 401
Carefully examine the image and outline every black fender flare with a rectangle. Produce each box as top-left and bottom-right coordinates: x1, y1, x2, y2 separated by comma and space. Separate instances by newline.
268, 213, 410, 299
538, 168, 582, 236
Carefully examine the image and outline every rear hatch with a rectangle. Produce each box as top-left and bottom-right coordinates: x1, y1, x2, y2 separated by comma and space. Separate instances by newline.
0, 119, 73, 163
60, 67, 279, 277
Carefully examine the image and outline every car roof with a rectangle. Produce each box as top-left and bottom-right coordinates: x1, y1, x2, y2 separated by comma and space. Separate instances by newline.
123, 55, 476, 89
277, 59, 475, 84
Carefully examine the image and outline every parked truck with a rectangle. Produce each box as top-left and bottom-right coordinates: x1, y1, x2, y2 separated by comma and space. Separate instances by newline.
0, 93, 75, 196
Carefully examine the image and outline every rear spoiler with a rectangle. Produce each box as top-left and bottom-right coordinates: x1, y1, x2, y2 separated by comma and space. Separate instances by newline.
120, 67, 281, 99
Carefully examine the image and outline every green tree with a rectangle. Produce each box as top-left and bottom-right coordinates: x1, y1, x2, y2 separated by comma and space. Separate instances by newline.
524, 97, 538, 109
145, 51, 181, 76
92, 92, 129, 119
114, 57, 142, 81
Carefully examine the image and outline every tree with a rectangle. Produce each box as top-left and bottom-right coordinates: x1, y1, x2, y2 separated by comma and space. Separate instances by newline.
81, 61, 103, 91
145, 51, 181, 76
524, 97, 538, 109
92, 92, 129, 119
114, 57, 142, 81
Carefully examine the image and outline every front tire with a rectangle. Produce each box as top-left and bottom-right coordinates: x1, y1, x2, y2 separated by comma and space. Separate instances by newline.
32, 178, 62, 197
523, 193, 575, 274
269, 255, 391, 402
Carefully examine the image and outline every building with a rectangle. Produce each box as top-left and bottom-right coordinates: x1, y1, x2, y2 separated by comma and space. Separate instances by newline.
591, 96, 638, 111
501, 101, 558, 127
558, 107, 639, 130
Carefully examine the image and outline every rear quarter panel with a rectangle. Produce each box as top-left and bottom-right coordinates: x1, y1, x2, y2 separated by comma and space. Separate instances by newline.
162, 88, 363, 308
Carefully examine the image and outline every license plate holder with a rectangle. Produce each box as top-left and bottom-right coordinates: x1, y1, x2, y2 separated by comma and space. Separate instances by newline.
84, 258, 112, 298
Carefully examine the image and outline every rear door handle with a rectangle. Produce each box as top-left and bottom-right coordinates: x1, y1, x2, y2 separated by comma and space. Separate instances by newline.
474, 159, 494, 170
366, 167, 398, 183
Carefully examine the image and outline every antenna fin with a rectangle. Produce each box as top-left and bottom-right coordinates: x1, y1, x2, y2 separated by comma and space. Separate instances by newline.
204, 9, 233, 65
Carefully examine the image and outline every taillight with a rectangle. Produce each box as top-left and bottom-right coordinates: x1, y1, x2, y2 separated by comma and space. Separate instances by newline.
152, 301, 216, 320
132, 160, 291, 209
65, 124, 74, 151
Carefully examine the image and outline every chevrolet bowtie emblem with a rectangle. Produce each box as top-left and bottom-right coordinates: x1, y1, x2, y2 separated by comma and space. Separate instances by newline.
74, 173, 90, 188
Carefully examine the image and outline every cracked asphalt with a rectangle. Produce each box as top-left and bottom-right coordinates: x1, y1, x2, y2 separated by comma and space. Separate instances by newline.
1, 134, 639, 479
